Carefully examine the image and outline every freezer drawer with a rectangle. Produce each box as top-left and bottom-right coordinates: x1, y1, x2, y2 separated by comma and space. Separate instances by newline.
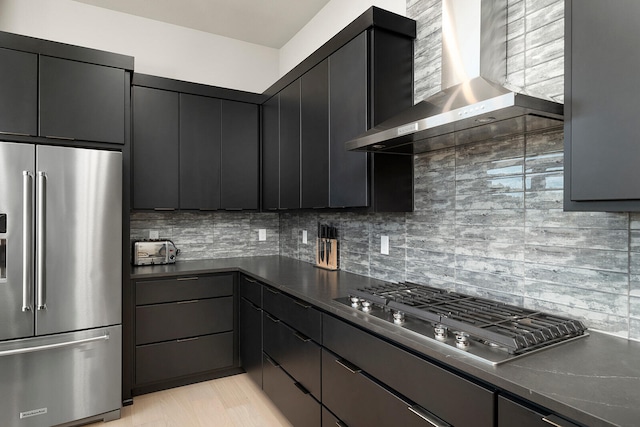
0, 325, 122, 427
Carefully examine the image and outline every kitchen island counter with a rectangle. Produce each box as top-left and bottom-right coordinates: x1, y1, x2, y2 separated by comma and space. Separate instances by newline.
133, 256, 640, 427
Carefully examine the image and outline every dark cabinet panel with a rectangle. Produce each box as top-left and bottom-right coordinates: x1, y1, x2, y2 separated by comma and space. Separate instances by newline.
262, 95, 280, 210
39, 55, 125, 143
0, 47, 37, 136
179, 93, 221, 210
329, 32, 369, 208
239, 275, 262, 307
565, 0, 640, 209
498, 395, 580, 427
239, 297, 263, 387
136, 332, 233, 385
322, 348, 443, 427
263, 287, 322, 343
263, 353, 321, 427
301, 59, 330, 209
135, 297, 233, 345
220, 100, 259, 210
263, 312, 321, 400
136, 274, 234, 305
132, 86, 180, 209
323, 314, 494, 427
279, 81, 301, 209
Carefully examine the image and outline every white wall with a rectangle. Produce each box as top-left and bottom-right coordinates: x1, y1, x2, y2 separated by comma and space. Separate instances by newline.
0, 0, 279, 93
278, 0, 406, 77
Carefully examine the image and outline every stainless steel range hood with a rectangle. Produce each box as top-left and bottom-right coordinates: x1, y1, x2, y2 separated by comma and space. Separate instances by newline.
346, 0, 563, 154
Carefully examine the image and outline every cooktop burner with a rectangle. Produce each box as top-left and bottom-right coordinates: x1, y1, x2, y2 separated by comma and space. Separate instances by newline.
336, 282, 588, 365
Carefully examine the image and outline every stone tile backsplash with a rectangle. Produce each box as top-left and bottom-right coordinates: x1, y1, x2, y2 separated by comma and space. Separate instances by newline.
131, 0, 640, 341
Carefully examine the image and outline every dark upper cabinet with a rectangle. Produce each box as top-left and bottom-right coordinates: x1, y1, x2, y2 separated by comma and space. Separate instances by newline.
220, 100, 259, 210
279, 81, 301, 209
301, 59, 329, 209
39, 55, 125, 144
262, 95, 280, 210
329, 32, 369, 208
132, 86, 180, 210
179, 93, 221, 210
0, 47, 37, 136
565, 0, 640, 210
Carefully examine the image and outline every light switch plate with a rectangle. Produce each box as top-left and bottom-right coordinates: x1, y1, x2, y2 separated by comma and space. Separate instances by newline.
381, 235, 389, 255
149, 230, 159, 239
302, 230, 308, 244
259, 229, 267, 241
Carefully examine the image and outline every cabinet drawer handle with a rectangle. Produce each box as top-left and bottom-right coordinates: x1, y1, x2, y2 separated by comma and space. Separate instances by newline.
542, 416, 578, 427
335, 422, 348, 427
244, 277, 258, 283
177, 300, 199, 304
408, 405, 450, 427
177, 337, 199, 343
293, 331, 311, 342
45, 135, 75, 140
265, 287, 279, 295
241, 297, 261, 311
225, 208, 243, 211
294, 299, 312, 309
335, 358, 361, 374
153, 207, 176, 211
265, 354, 279, 367
294, 382, 310, 395
177, 277, 199, 281
266, 314, 280, 323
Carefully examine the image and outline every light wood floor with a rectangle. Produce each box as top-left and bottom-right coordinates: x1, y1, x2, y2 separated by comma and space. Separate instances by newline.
95, 374, 293, 427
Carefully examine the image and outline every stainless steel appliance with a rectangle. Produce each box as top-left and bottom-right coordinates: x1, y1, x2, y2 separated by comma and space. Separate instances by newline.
345, 0, 564, 154
335, 282, 587, 365
0, 142, 122, 426
132, 240, 178, 265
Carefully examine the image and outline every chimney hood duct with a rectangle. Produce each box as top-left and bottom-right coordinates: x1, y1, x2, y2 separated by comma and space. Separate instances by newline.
346, 0, 563, 154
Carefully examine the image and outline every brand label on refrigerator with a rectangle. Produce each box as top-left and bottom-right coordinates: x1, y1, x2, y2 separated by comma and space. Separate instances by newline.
20, 407, 48, 419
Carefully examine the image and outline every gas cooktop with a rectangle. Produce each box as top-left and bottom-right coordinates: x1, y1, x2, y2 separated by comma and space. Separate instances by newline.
335, 282, 588, 365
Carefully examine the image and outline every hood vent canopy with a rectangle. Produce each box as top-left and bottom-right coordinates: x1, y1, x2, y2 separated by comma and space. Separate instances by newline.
346, 0, 563, 154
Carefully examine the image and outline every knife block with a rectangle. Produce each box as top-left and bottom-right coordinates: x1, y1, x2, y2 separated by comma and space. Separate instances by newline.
316, 238, 338, 271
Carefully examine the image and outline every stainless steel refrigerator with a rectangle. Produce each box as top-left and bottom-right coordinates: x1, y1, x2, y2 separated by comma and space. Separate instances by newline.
0, 142, 122, 427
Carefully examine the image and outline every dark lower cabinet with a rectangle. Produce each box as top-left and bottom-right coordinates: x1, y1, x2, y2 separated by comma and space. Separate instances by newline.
0, 47, 37, 136
239, 297, 262, 387
498, 395, 581, 427
263, 353, 321, 427
322, 348, 447, 427
132, 86, 180, 210
40, 55, 126, 143
262, 286, 322, 343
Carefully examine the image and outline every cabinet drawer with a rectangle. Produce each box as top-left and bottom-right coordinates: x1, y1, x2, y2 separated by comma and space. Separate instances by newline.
323, 314, 495, 427
239, 297, 263, 387
322, 348, 446, 427
263, 353, 321, 427
264, 312, 321, 399
498, 395, 580, 427
136, 332, 233, 385
239, 274, 262, 306
263, 286, 321, 343
136, 297, 233, 345
136, 273, 234, 305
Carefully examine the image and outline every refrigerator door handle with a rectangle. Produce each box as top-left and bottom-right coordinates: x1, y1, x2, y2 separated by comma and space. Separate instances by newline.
22, 171, 33, 312
36, 171, 46, 311
0, 333, 110, 357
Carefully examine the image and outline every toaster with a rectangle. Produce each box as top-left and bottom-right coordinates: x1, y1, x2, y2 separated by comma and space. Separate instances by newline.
133, 240, 178, 265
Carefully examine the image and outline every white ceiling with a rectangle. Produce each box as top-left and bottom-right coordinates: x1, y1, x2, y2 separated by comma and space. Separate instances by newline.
72, 0, 331, 49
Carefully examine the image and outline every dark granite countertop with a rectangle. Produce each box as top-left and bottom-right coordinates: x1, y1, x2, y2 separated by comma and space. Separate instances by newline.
132, 256, 640, 427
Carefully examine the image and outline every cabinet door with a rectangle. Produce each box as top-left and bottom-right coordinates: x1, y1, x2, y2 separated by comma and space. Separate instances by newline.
262, 95, 280, 210
329, 32, 369, 208
0, 48, 37, 136
279, 81, 301, 209
239, 297, 263, 387
566, 0, 640, 205
301, 59, 329, 209
132, 86, 179, 210
179, 93, 221, 210
220, 100, 259, 210
39, 56, 125, 143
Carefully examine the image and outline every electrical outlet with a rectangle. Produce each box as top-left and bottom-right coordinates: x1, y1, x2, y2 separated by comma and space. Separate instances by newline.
302, 230, 308, 244
381, 235, 389, 255
259, 229, 266, 241
149, 230, 159, 239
